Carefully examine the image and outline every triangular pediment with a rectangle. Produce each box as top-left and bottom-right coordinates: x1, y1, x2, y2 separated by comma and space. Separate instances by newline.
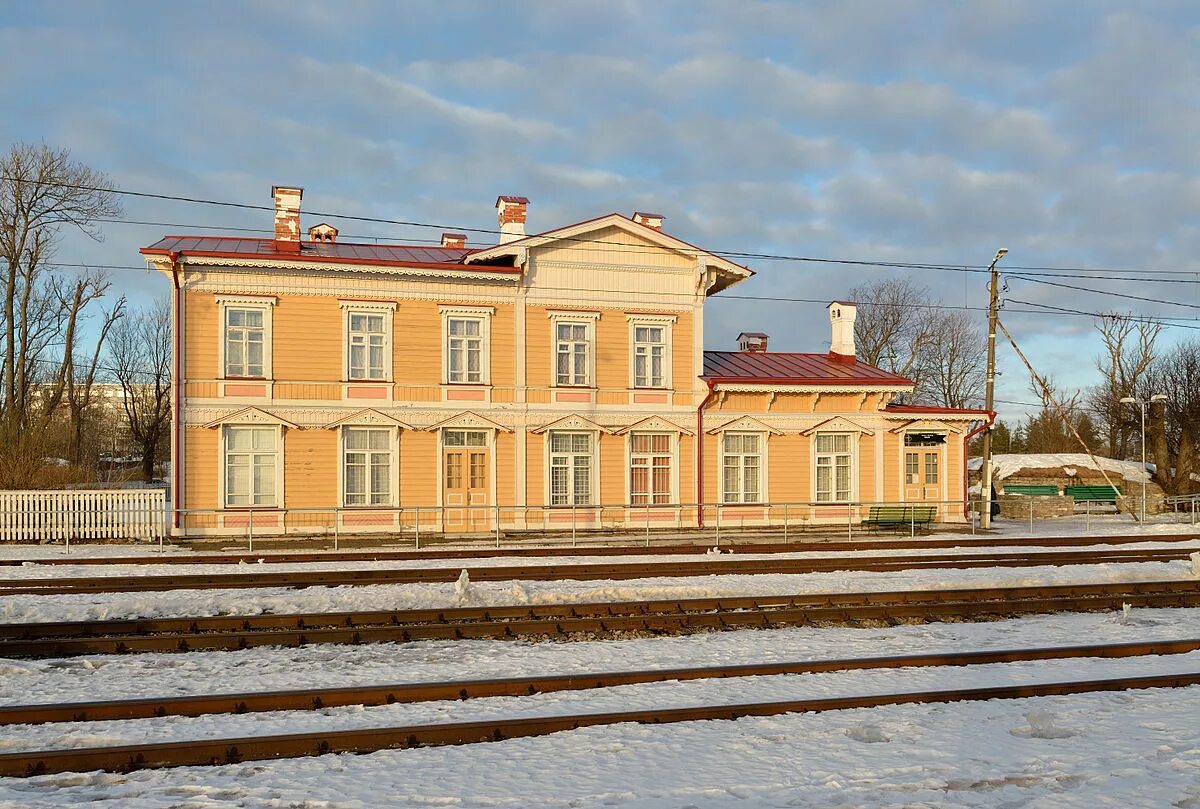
889, 419, 964, 434
203, 406, 298, 429
614, 415, 694, 435
465, 214, 751, 281
322, 408, 413, 430
425, 410, 512, 433
530, 414, 615, 434
800, 416, 874, 436
706, 416, 782, 435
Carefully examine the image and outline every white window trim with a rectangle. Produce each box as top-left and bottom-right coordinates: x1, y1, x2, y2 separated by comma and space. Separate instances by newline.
216, 295, 276, 380
718, 430, 768, 505
811, 431, 857, 504
626, 314, 676, 389
625, 431, 679, 506
219, 423, 284, 509
548, 310, 600, 388
440, 305, 494, 385
339, 300, 396, 383
337, 424, 400, 508
544, 430, 601, 508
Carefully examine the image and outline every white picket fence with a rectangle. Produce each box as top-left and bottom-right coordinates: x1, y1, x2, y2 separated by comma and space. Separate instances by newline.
0, 489, 167, 543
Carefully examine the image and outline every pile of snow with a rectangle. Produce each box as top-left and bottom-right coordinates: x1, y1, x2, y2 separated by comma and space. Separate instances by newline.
967, 453, 1153, 483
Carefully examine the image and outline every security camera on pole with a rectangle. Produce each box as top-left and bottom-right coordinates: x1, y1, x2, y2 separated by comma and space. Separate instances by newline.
980, 247, 1008, 530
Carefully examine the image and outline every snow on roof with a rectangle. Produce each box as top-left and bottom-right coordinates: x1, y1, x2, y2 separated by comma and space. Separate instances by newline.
966, 453, 1153, 483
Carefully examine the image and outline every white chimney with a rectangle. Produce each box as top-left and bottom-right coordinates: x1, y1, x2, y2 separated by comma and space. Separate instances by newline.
495, 195, 529, 243
271, 185, 303, 253
828, 301, 857, 358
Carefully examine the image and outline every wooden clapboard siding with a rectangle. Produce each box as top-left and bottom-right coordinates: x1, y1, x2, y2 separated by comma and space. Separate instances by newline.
399, 430, 438, 507
394, 299, 443, 386
274, 297, 340, 381
495, 432, 515, 508
282, 429, 336, 509
769, 434, 810, 503
594, 312, 628, 390
882, 431, 902, 500
526, 433, 545, 508
599, 433, 625, 504
183, 292, 219, 380
678, 435, 694, 503
273, 382, 340, 400
183, 427, 219, 510
857, 433, 875, 502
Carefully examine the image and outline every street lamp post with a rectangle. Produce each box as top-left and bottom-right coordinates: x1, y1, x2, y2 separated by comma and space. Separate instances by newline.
1120, 394, 1167, 521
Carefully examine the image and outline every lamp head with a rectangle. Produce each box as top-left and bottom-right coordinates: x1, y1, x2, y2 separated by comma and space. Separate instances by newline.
1151, 394, 1168, 402
1119, 397, 1138, 404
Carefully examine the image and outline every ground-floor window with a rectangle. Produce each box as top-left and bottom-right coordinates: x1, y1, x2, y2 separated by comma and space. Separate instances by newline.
815, 433, 852, 502
224, 426, 278, 507
343, 427, 392, 506
549, 431, 592, 506
722, 432, 762, 503
630, 433, 672, 505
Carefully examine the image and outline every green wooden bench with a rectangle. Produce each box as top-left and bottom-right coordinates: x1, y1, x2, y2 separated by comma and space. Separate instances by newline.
1064, 485, 1122, 502
1002, 484, 1060, 496
863, 505, 937, 533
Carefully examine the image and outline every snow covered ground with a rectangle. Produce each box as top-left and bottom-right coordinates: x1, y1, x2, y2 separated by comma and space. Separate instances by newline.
0, 556, 1195, 624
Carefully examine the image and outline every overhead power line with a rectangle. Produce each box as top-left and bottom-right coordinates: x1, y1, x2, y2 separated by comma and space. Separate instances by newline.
7, 173, 1200, 279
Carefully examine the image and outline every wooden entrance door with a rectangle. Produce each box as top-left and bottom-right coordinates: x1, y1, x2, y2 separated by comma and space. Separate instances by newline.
904, 450, 941, 504
443, 430, 489, 532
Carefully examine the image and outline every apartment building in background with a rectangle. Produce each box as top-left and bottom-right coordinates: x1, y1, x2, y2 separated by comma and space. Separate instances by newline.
140, 186, 988, 535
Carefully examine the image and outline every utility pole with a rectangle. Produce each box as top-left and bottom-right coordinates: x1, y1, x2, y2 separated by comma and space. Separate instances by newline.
979, 247, 1008, 529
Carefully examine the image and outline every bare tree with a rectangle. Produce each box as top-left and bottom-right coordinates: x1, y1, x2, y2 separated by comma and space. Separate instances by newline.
849, 278, 985, 407
849, 278, 937, 402
1092, 312, 1161, 458
1143, 339, 1200, 494
917, 310, 985, 408
0, 143, 122, 484
107, 301, 171, 482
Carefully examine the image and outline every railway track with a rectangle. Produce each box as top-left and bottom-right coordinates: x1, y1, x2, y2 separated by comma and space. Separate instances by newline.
3, 579, 1198, 658
0, 546, 1193, 596
3, 670, 1198, 776
2, 637, 1196, 725
6, 531, 1196, 566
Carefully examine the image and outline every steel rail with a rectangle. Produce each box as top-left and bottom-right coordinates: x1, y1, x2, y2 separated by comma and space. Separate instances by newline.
4, 671, 1199, 776
3, 637, 1198, 725
0, 547, 1192, 596
2, 581, 1197, 658
5, 532, 1195, 566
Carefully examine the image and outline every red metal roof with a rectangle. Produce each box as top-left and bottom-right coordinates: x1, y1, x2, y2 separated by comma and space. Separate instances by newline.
139, 236, 521, 273
703, 351, 913, 385
884, 403, 991, 415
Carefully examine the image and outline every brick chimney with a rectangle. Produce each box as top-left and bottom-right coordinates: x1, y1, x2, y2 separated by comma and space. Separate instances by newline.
633, 212, 664, 231
272, 185, 303, 253
308, 222, 338, 243
441, 232, 468, 249
737, 332, 769, 352
496, 195, 529, 243
828, 301, 857, 359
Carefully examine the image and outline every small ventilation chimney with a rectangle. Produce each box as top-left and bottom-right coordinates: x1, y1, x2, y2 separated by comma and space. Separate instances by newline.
441, 232, 467, 249
633, 212, 664, 230
308, 222, 338, 243
828, 301, 857, 359
271, 185, 303, 254
496, 195, 529, 243
737, 332, 769, 352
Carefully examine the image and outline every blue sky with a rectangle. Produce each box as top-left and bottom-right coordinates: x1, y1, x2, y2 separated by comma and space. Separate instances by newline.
3, 1, 1198, 422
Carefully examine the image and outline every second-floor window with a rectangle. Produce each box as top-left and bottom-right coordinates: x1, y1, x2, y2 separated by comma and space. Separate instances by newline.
633, 325, 665, 388
447, 318, 483, 383
225, 308, 264, 378
348, 313, 386, 380
556, 322, 591, 386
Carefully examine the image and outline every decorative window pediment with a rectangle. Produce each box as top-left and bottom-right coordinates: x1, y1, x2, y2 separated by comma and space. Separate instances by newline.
322, 408, 413, 430
614, 415, 694, 435
530, 414, 615, 434
425, 410, 512, 433
204, 406, 298, 430
801, 416, 874, 436
889, 419, 963, 434
707, 415, 782, 435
